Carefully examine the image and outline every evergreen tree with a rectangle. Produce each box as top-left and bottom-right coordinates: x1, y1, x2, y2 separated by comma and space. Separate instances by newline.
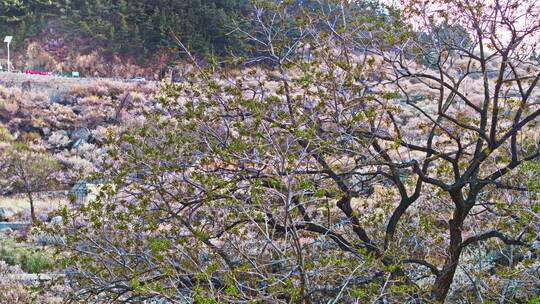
0, 0, 253, 58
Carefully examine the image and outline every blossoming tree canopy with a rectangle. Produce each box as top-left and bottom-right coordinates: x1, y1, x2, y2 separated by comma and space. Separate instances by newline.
51, 1, 540, 303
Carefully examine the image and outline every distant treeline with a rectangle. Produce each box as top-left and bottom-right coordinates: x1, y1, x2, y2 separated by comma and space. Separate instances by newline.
0, 0, 387, 61
0, 0, 250, 59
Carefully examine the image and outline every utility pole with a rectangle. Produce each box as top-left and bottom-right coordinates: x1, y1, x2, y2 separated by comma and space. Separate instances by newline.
4, 36, 12, 72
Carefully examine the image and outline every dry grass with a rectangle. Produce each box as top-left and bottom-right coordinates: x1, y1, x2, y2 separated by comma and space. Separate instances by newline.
0, 193, 67, 222
0, 261, 63, 303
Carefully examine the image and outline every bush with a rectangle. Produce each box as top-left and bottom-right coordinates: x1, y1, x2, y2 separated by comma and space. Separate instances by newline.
0, 239, 54, 274
20, 250, 54, 274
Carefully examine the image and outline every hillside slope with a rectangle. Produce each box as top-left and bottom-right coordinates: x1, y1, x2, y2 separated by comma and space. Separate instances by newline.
0, 0, 247, 71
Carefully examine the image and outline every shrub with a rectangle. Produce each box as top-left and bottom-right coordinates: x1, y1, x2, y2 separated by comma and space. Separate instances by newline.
0, 239, 54, 274
20, 249, 54, 274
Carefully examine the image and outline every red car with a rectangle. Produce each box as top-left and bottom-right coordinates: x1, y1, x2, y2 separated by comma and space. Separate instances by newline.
25, 70, 53, 76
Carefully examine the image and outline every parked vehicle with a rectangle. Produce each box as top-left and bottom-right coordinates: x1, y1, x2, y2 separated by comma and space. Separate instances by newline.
131, 76, 146, 82
25, 70, 53, 76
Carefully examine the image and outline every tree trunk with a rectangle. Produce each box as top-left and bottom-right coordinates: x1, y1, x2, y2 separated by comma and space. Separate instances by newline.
432, 209, 465, 302
28, 191, 36, 223
432, 256, 460, 302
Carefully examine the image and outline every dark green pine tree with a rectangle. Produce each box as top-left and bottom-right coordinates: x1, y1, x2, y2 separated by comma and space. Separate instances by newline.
0, 0, 252, 58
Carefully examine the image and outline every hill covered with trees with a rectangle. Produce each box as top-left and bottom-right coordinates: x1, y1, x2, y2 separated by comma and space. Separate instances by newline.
0, 0, 248, 59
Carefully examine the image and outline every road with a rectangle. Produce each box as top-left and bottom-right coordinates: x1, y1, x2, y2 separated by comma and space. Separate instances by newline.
0, 71, 157, 93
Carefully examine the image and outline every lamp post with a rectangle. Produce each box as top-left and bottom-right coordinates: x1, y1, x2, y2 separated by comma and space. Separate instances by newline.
4, 36, 12, 72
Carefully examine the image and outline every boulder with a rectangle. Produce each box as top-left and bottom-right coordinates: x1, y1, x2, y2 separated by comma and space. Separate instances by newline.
0, 207, 15, 222
38, 213, 49, 222
0, 228, 13, 240
21, 80, 32, 92
47, 130, 70, 149
70, 128, 91, 149
71, 127, 91, 142
51, 216, 63, 225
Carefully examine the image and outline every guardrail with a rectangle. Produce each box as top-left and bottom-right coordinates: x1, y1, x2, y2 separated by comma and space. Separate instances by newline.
1, 273, 62, 282
0, 222, 30, 230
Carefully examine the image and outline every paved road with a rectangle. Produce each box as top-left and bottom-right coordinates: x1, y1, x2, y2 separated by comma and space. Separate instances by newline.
0, 71, 157, 94
1, 273, 60, 282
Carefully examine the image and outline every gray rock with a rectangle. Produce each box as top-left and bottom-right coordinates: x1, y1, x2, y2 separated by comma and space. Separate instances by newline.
72, 137, 87, 149
38, 212, 49, 222
71, 127, 91, 141
0, 228, 13, 240
0, 207, 16, 222
49, 90, 68, 104
21, 80, 32, 92
71, 128, 91, 149
51, 216, 63, 225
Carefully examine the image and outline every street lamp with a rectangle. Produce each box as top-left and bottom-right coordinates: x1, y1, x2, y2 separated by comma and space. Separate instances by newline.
4, 36, 12, 72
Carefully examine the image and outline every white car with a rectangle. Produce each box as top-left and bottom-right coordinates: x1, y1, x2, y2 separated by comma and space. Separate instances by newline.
131, 76, 146, 82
